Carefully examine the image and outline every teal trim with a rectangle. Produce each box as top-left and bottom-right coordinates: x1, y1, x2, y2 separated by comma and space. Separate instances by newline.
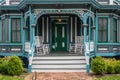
29, 6, 33, 47
96, 53, 120, 57
108, 17, 110, 42
28, 65, 32, 73
0, 53, 25, 56
1, 0, 120, 12
50, 19, 52, 50
21, 13, 25, 53
0, 20, 2, 42
0, 43, 22, 45
97, 43, 120, 45
1, 16, 5, 20
96, 14, 98, 51
86, 65, 90, 73
113, 18, 118, 43
67, 19, 69, 51
7, 19, 10, 42
116, 18, 118, 42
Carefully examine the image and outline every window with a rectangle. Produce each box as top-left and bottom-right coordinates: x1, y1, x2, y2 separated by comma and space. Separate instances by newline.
11, 18, 21, 43
113, 18, 117, 42
98, 18, 108, 42
1, 19, 9, 42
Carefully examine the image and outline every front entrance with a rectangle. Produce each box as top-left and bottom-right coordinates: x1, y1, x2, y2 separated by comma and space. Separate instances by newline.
52, 23, 67, 51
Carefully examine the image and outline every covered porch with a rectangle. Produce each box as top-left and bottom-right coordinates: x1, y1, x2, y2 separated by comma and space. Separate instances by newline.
24, 10, 95, 55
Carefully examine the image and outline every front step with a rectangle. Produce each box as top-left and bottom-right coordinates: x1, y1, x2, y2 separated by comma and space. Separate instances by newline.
32, 56, 86, 72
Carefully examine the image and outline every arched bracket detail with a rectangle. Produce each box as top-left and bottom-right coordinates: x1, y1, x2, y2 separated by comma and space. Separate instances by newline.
32, 9, 94, 25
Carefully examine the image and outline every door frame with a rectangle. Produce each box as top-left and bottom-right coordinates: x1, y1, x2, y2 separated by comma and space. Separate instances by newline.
50, 17, 69, 52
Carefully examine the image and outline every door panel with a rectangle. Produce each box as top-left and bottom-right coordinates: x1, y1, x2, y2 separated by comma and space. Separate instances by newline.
52, 24, 67, 51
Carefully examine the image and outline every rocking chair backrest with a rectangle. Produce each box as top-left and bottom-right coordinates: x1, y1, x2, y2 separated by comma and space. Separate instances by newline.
76, 36, 84, 44
35, 36, 43, 47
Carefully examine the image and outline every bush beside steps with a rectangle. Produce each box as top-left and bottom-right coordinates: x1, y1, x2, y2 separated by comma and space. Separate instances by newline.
91, 56, 120, 74
0, 56, 23, 76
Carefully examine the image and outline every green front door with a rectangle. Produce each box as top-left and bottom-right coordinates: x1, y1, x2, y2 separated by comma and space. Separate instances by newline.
52, 24, 67, 51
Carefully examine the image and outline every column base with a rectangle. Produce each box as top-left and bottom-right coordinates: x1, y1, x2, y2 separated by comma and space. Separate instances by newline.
28, 65, 32, 73
86, 65, 90, 73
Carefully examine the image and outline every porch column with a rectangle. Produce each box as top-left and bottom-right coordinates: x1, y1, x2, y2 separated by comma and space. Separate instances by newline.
28, 5, 35, 72
21, 12, 25, 53
92, 14, 96, 55
82, 12, 90, 73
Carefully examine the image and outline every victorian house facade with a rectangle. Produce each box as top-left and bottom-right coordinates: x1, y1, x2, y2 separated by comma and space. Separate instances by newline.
0, 0, 120, 72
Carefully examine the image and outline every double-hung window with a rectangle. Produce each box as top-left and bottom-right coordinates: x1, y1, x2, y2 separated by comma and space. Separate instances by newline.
98, 17, 108, 42
1, 19, 9, 42
11, 18, 21, 43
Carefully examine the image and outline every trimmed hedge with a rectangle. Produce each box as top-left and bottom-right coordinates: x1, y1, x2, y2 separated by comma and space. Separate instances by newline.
0, 57, 11, 74
91, 56, 107, 74
7, 56, 23, 75
91, 57, 120, 74
0, 56, 23, 76
115, 61, 120, 73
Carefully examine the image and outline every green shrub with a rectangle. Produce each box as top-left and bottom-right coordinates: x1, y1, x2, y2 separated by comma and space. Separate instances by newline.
7, 56, 23, 76
0, 57, 11, 74
106, 63, 115, 74
105, 58, 116, 74
91, 56, 107, 74
115, 61, 120, 73
0, 60, 8, 74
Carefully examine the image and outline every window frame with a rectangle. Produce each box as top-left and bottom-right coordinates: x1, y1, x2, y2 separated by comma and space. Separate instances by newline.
113, 18, 118, 43
98, 17, 108, 43
11, 18, 21, 43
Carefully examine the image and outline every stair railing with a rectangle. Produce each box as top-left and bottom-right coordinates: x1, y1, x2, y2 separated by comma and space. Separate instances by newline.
28, 38, 36, 72
84, 41, 94, 73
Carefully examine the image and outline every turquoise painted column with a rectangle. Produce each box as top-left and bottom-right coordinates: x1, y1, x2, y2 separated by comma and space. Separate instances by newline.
83, 12, 90, 73
28, 5, 35, 73
21, 12, 25, 53
95, 13, 98, 56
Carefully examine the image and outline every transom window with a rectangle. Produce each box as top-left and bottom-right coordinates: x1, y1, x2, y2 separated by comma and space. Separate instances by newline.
11, 18, 21, 43
98, 17, 108, 42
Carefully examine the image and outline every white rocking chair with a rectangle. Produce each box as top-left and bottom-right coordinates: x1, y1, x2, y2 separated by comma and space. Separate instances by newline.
35, 36, 50, 55
69, 36, 84, 54
75, 36, 84, 54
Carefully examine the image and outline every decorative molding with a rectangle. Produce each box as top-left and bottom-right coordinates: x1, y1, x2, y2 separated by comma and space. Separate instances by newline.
82, 24, 88, 27
33, 9, 94, 25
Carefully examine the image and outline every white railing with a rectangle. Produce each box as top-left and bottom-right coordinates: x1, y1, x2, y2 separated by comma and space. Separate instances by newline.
28, 39, 36, 66
84, 41, 94, 72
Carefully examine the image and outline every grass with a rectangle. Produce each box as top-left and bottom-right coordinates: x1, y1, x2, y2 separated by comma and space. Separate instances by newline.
95, 74, 120, 80
0, 73, 28, 80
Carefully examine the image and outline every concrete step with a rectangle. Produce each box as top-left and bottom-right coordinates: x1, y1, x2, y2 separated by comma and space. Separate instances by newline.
32, 60, 86, 64
32, 65, 86, 68
32, 70, 86, 72
32, 56, 86, 72
33, 56, 85, 60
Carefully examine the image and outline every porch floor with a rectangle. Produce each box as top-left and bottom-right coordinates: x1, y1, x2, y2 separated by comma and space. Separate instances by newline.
35, 51, 84, 56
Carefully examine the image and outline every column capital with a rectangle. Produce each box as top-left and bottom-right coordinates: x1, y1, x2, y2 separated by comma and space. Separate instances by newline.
82, 24, 88, 27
